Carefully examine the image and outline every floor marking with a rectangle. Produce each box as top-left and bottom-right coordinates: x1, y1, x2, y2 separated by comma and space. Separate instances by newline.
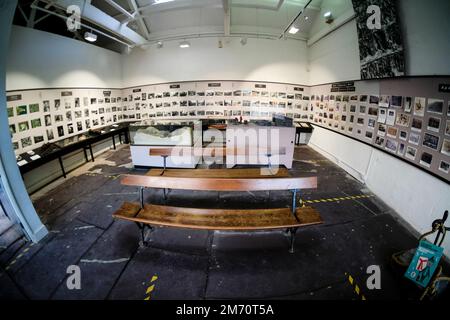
74, 226, 96, 230
144, 274, 158, 300
4, 243, 34, 271
345, 272, 367, 300
303, 194, 373, 205
80, 258, 130, 264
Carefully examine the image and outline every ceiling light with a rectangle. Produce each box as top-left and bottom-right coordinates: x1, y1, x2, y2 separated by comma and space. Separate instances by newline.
240, 37, 247, 46
153, 0, 174, 4
324, 11, 334, 24
305, 16, 309, 20
323, 11, 332, 18
156, 41, 163, 48
84, 31, 97, 42
179, 40, 190, 48
288, 26, 299, 34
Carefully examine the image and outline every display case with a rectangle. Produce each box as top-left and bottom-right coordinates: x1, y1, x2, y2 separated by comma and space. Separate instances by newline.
129, 120, 202, 168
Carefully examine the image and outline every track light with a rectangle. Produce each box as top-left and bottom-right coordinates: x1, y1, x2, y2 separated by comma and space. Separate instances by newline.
288, 26, 299, 34
324, 11, 334, 24
179, 40, 190, 48
84, 31, 97, 42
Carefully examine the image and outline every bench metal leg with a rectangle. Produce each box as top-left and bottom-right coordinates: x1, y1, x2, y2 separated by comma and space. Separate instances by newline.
136, 222, 153, 247
139, 187, 145, 209
288, 227, 298, 254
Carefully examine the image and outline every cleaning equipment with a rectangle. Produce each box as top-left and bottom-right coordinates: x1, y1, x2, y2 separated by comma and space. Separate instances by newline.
391, 210, 450, 300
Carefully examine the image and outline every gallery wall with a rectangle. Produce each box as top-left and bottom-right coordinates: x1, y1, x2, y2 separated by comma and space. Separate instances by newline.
122, 37, 309, 88
6, 26, 122, 91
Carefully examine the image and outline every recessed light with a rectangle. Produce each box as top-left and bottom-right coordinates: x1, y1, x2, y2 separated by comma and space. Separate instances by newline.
179, 40, 190, 48
153, 0, 174, 4
288, 26, 299, 34
305, 16, 309, 20
84, 31, 97, 42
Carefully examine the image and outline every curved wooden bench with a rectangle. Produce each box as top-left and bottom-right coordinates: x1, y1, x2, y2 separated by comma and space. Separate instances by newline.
113, 174, 321, 253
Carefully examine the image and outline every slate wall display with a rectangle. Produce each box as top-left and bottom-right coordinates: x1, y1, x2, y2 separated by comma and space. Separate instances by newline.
310, 77, 450, 182
6, 88, 122, 154
351, 0, 405, 79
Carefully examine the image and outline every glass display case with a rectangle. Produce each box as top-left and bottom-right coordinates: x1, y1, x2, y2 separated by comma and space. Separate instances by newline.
129, 120, 201, 146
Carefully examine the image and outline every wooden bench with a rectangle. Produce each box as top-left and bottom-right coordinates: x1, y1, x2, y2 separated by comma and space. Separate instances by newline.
146, 168, 291, 178
113, 174, 322, 253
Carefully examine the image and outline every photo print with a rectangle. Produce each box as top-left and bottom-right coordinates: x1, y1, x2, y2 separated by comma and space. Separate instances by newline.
446, 120, 450, 136
29, 103, 40, 113
387, 126, 398, 138
21, 137, 32, 148
409, 132, 421, 145
375, 136, 385, 147
369, 95, 379, 104
379, 95, 391, 108
405, 146, 417, 160
399, 131, 408, 141
439, 161, 450, 174
46, 129, 54, 141
43, 100, 50, 113
427, 117, 441, 133
34, 136, 44, 144
390, 96, 403, 108
411, 118, 423, 132
18, 121, 29, 132
395, 113, 410, 127
385, 139, 398, 153
377, 123, 387, 136
7, 107, 13, 117
368, 107, 378, 117
9, 124, 16, 135
398, 143, 406, 156
16, 105, 27, 116
442, 139, 450, 157
386, 109, 396, 126
422, 133, 440, 150
378, 108, 387, 123
31, 118, 42, 129
414, 97, 425, 116
404, 97, 413, 113
427, 98, 444, 114
420, 152, 433, 168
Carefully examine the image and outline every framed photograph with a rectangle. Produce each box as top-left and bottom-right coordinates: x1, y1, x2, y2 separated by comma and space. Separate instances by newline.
390, 96, 403, 108
7, 107, 14, 117
57, 126, 65, 137
446, 120, 450, 136
21, 137, 32, 148
378, 108, 387, 123
359, 105, 367, 114
365, 131, 373, 140
427, 117, 441, 133
439, 161, 450, 174
448, 101, 450, 116
411, 118, 423, 132
442, 139, 450, 157
387, 126, 398, 138
427, 98, 444, 114
420, 152, 433, 168
409, 132, 421, 145
369, 95, 379, 104
43, 100, 50, 113
46, 129, 54, 141
31, 118, 42, 129
379, 95, 390, 108
368, 118, 376, 128
399, 131, 408, 141
368, 107, 378, 117
414, 97, 425, 116
398, 143, 406, 156
395, 113, 410, 127
16, 105, 27, 116
29, 103, 40, 113
405, 146, 417, 160
375, 136, 385, 147
385, 139, 398, 153
9, 124, 16, 135
386, 109, 396, 126
422, 133, 440, 150
377, 123, 387, 136
404, 97, 413, 113
18, 121, 29, 132
34, 136, 44, 144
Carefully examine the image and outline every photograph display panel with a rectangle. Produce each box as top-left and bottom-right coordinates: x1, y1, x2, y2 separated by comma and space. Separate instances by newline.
310, 79, 450, 182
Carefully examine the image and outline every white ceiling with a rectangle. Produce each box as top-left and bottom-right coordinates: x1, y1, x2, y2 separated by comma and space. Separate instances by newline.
90, 0, 326, 44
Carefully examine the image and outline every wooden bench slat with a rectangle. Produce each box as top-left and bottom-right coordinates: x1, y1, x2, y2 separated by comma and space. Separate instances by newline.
121, 175, 317, 191
146, 168, 291, 178
149, 147, 286, 157
113, 202, 323, 231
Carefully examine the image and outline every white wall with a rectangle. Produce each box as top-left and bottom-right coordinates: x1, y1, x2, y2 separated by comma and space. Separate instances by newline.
122, 37, 309, 87
6, 26, 122, 91
309, 125, 450, 258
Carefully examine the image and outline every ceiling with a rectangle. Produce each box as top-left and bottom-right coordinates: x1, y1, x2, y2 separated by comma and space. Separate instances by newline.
13, 0, 342, 53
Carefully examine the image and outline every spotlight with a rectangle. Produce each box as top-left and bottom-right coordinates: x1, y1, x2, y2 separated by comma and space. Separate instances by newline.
156, 41, 163, 48
179, 40, 190, 48
288, 26, 299, 34
324, 11, 334, 24
84, 31, 97, 42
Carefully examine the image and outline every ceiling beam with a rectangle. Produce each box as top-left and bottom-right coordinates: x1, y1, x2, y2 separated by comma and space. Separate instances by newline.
104, 0, 135, 20
127, 0, 151, 40
232, 0, 285, 11
40, 0, 147, 46
223, 0, 230, 37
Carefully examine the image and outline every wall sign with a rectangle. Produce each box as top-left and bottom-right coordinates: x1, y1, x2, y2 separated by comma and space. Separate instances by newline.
331, 81, 356, 92
103, 91, 112, 97
6, 94, 22, 102
132, 88, 142, 93
438, 84, 450, 93
208, 83, 221, 87
61, 91, 72, 96
294, 87, 304, 92
170, 84, 180, 89
255, 84, 266, 89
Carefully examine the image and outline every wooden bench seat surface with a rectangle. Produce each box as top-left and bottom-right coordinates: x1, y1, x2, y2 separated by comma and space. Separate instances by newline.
121, 175, 317, 191
113, 202, 323, 230
146, 168, 291, 178
149, 147, 286, 157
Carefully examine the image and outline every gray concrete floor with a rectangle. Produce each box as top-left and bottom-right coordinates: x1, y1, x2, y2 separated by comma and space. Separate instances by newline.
0, 145, 447, 300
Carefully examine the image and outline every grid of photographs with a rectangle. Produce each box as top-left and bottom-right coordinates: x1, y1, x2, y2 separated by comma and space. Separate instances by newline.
310, 93, 450, 181
6, 89, 123, 155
